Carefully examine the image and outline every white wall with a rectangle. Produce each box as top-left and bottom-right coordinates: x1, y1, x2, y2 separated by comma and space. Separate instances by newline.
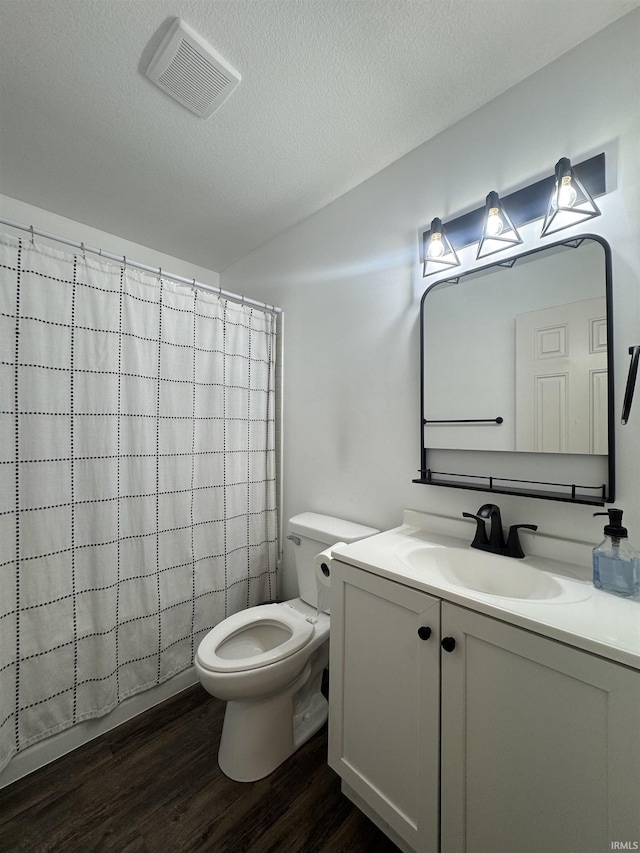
0, 194, 221, 290
222, 11, 640, 599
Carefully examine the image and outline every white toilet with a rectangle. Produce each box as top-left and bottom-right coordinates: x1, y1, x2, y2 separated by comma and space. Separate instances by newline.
195, 511, 379, 782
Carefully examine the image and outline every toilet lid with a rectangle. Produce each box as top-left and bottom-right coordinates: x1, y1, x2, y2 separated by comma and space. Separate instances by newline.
196, 604, 315, 673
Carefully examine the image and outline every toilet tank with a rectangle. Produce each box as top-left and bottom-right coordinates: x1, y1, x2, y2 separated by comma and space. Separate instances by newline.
288, 512, 379, 608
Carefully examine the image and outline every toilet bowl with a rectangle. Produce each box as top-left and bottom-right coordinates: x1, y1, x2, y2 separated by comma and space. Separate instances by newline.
196, 601, 326, 702
195, 512, 378, 782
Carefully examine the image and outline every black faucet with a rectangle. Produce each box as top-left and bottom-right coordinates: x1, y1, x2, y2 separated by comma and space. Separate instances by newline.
463, 503, 537, 558
478, 504, 505, 550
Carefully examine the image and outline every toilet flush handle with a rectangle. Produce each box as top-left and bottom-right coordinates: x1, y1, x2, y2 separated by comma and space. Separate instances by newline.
287, 534, 301, 546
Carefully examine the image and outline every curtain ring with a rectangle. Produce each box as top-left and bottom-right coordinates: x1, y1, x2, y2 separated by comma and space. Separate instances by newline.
29, 225, 35, 244
158, 267, 162, 281
123, 255, 127, 269
80, 242, 86, 260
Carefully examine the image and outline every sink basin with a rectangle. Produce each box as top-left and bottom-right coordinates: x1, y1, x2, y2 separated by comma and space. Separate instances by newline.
396, 539, 589, 602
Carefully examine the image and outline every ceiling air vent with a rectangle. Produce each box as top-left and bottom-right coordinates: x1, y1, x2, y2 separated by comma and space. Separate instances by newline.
146, 18, 241, 118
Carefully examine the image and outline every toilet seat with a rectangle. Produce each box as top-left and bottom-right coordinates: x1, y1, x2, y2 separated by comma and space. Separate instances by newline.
196, 604, 315, 674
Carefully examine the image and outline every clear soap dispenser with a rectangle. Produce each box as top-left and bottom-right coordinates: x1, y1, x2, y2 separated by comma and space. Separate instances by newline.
592, 508, 640, 598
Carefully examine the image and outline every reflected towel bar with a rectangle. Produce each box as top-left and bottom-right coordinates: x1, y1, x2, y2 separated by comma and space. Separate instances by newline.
423, 417, 503, 425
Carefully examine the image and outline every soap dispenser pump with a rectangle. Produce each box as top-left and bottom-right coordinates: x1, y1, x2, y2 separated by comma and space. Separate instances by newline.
592, 508, 640, 598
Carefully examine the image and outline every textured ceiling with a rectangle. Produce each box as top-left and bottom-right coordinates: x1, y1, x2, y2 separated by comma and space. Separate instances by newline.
0, 0, 637, 272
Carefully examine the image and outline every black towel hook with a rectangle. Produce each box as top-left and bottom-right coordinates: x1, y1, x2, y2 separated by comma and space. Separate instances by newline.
621, 345, 639, 425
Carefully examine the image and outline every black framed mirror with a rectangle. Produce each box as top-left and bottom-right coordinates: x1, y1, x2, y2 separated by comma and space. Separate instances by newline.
414, 234, 614, 505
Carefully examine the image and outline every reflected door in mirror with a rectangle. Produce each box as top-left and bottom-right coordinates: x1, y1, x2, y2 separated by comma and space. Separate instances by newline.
515, 297, 607, 454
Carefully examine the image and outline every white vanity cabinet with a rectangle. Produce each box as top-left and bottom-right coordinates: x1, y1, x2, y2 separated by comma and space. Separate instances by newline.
328, 559, 640, 853
440, 602, 640, 853
327, 560, 441, 852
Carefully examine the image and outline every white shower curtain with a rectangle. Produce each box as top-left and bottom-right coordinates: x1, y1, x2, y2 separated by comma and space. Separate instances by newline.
0, 233, 278, 772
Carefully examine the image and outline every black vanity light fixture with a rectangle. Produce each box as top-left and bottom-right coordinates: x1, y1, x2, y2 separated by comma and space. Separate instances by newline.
476, 191, 523, 260
540, 157, 601, 237
421, 152, 606, 279
422, 217, 461, 277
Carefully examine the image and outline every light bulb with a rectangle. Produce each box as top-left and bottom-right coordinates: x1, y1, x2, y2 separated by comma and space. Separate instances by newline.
427, 232, 445, 259
551, 175, 578, 210
485, 207, 504, 237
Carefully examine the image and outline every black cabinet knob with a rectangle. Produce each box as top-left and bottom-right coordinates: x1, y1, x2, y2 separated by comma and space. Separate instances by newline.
417, 626, 432, 641
441, 636, 456, 653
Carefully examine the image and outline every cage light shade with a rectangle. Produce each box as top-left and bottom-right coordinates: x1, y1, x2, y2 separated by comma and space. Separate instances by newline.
541, 157, 601, 237
422, 217, 461, 277
476, 191, 523, 260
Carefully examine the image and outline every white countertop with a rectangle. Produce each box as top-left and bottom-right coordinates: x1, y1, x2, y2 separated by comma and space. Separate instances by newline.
332, 511, 640, 672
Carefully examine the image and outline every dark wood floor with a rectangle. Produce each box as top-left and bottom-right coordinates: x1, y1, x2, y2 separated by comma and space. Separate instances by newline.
0, 685, 400, 852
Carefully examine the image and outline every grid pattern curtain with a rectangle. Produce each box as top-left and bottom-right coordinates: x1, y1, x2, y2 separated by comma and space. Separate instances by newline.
0, 233, 278, 772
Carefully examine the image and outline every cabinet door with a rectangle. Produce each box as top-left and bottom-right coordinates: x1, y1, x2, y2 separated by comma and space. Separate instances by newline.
329, 561, 441, 853
440, 603, 640, 853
